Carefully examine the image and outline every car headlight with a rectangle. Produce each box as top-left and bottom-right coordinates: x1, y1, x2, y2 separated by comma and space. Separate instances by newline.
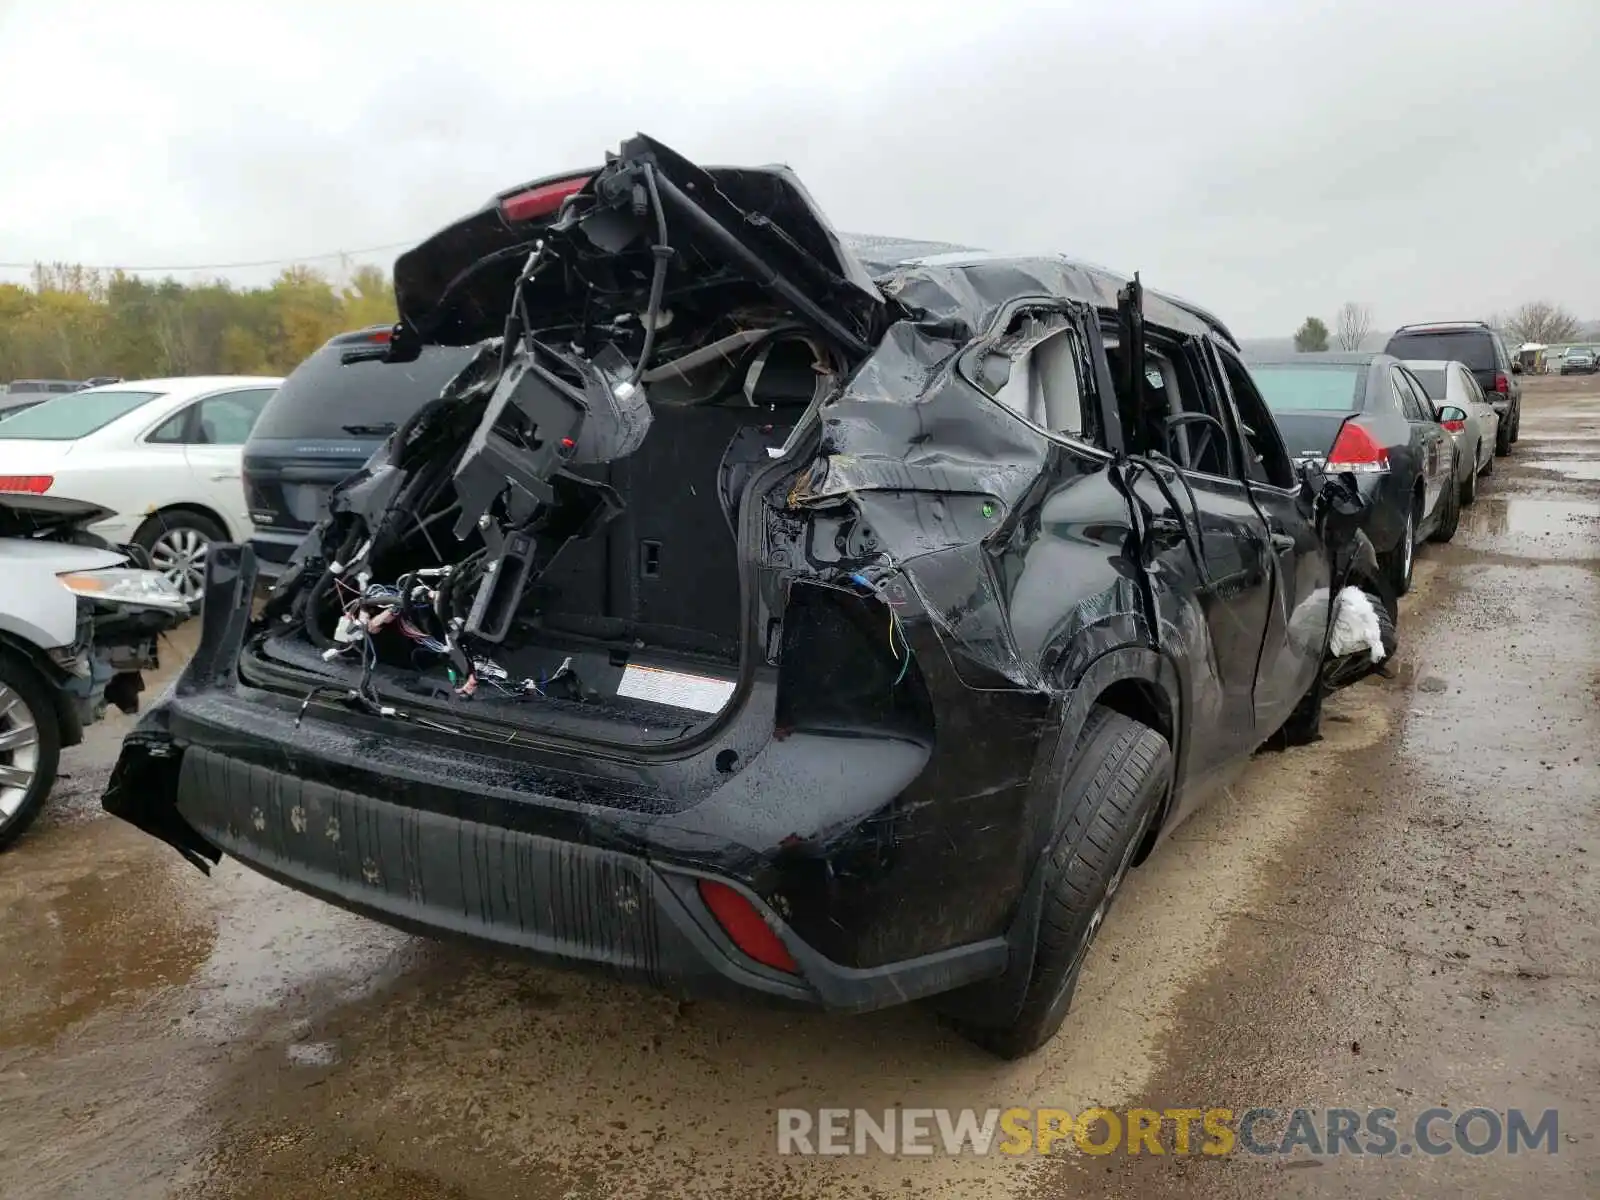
57, 568, 190, 611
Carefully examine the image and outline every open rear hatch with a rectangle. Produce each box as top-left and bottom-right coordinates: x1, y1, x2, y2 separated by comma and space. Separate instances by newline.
249, 134, 890, 747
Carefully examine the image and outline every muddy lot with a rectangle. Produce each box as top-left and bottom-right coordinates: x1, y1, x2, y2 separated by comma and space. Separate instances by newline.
2, 378, 1597, 1199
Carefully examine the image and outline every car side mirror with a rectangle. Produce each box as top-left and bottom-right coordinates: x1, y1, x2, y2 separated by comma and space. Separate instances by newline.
1511, 362, 1524, 375
1437, 405, 1468, 424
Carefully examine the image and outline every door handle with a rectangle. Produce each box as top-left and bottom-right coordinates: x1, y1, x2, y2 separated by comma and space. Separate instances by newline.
211, 472, 241, 481
1270, 532, 1296, 554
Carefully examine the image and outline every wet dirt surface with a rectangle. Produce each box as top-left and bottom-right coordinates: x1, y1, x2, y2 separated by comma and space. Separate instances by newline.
2, 379, 1596, 1199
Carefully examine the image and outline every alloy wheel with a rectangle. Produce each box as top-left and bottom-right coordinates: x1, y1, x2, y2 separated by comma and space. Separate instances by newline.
148, 526, 211, 601
1401, 510, 1414, 586
0, 683, 40, 822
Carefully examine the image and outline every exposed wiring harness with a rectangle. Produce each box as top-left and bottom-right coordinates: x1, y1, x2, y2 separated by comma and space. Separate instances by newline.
849, 571, 914, 688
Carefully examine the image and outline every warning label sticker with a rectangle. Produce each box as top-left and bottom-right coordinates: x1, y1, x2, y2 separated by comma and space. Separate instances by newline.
616, 664, 737, 714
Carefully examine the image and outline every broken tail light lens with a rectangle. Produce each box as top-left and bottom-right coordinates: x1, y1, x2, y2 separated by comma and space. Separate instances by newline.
0, 475, 52, 493
499, 176, 590, 223
697, 879, 799, 974
1327, 422, 1389, 473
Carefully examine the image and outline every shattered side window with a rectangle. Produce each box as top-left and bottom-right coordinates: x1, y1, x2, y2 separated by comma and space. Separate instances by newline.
969, 311, 1089, 442
1213, 345, 1296, 489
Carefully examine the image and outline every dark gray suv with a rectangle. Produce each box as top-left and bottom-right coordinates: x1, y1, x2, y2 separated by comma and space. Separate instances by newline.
1383, 322, 1521, 454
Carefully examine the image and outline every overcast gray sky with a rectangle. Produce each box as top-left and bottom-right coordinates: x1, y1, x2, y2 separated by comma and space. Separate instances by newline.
1, 0, 1595, 335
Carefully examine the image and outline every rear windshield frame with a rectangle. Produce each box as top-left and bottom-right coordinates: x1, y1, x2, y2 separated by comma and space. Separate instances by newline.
249, 342, 479, 442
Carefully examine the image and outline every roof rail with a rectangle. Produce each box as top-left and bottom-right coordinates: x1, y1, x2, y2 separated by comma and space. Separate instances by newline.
1391, 320, 1491, 333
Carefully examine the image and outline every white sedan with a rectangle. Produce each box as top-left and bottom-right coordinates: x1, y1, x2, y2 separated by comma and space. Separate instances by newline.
0, 376, 281, 601
1401, 358, 1500, 506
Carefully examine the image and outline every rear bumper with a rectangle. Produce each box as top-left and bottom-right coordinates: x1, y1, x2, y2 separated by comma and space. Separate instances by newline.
1355, 474, 1406, 557
130, 739, 1003, 1011
102, 544, 1027, 1015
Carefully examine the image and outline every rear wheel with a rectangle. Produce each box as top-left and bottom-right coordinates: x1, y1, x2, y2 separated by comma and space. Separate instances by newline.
1432, 466, 1460, 543
954, 707, 1169, 1059
1383, 504, 1417, 596
1459, 446, 1478, 506
1510, 403, 1521, 442
0, 656, 62, 852
1481, 443, 1495, 476
133, 510, 227, 606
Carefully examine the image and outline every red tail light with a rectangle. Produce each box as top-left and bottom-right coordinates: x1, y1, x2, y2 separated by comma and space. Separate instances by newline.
1327, 422, 1390, 474
1494, 372, 1509, 394
1441, 418, 1466, 433
368, 327, 392, 344
697, 879, 799, 974
0, 475, 52, 494
500, 176, 590, 223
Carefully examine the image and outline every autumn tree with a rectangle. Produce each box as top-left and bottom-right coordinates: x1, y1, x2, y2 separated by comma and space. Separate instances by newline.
1294, 317, 1330, 353
1336, 301, 1372, 351
0, 259, 403, 383
1504, 301, 1583, 346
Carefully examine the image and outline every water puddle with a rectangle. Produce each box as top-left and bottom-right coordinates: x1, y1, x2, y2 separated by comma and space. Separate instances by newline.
1462, 496, 1600, 560
1522, 459, 1600, 482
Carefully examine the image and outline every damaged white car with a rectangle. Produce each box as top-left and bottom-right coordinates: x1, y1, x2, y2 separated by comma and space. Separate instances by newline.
0, 494, 190, 849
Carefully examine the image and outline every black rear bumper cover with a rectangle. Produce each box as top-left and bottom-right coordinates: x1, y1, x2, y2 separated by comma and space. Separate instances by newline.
102, 543, 1015, 1014
107, 728, 1010, 1013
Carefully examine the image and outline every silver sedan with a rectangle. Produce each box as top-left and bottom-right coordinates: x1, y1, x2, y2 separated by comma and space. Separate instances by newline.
1403, 358, 1499, 505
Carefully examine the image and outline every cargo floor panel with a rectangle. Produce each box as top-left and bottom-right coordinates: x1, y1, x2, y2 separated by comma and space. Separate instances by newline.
259, 629, 738, 739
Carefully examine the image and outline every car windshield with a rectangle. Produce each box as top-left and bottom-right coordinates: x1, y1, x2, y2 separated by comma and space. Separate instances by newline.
1409, 369, 1448, 400
1386, 331, 1495, 370
0, 390, 161, 440
1248, 365, 1365, 412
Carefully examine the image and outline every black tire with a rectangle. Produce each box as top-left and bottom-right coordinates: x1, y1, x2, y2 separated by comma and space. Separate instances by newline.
1431, 467, 1460, 544
0, 654, 62, 852
955, 707, 1170, 1059
1383, 503, 1417, 596
132, 509, 227, 608
1458, 446, 1478, 506
1481, 444, 1495, 476
1510, 403, 1521, 443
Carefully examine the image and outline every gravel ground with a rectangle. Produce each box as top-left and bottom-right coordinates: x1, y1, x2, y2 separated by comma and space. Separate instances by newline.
1, 378, 1595, 1199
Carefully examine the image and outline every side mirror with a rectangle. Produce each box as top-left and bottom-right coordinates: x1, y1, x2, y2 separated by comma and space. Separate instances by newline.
1511, 362, 1524, 375
1437, 405, 1468, 424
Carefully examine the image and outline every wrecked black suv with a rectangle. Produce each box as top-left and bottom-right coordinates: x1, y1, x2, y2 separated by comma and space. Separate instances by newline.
105, 135, 1393, 1057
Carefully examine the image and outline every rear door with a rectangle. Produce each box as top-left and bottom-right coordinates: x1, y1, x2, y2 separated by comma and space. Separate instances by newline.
1209, 342, 1328, 737
1455, 363, 1497, 460
1122, 334, 1274, 796
1390, 368, 1449, 520
167, 388, 275, 537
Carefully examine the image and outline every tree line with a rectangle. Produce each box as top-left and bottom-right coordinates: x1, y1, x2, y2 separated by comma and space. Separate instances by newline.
1294, 301, 1593, 353
0, 262, 397, 383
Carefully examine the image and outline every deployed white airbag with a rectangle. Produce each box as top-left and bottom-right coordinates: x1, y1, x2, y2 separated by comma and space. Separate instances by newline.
1329, 585, 1385, 663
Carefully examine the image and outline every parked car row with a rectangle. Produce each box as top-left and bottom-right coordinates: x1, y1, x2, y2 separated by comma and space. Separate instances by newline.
1245, 335, 1513, 595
